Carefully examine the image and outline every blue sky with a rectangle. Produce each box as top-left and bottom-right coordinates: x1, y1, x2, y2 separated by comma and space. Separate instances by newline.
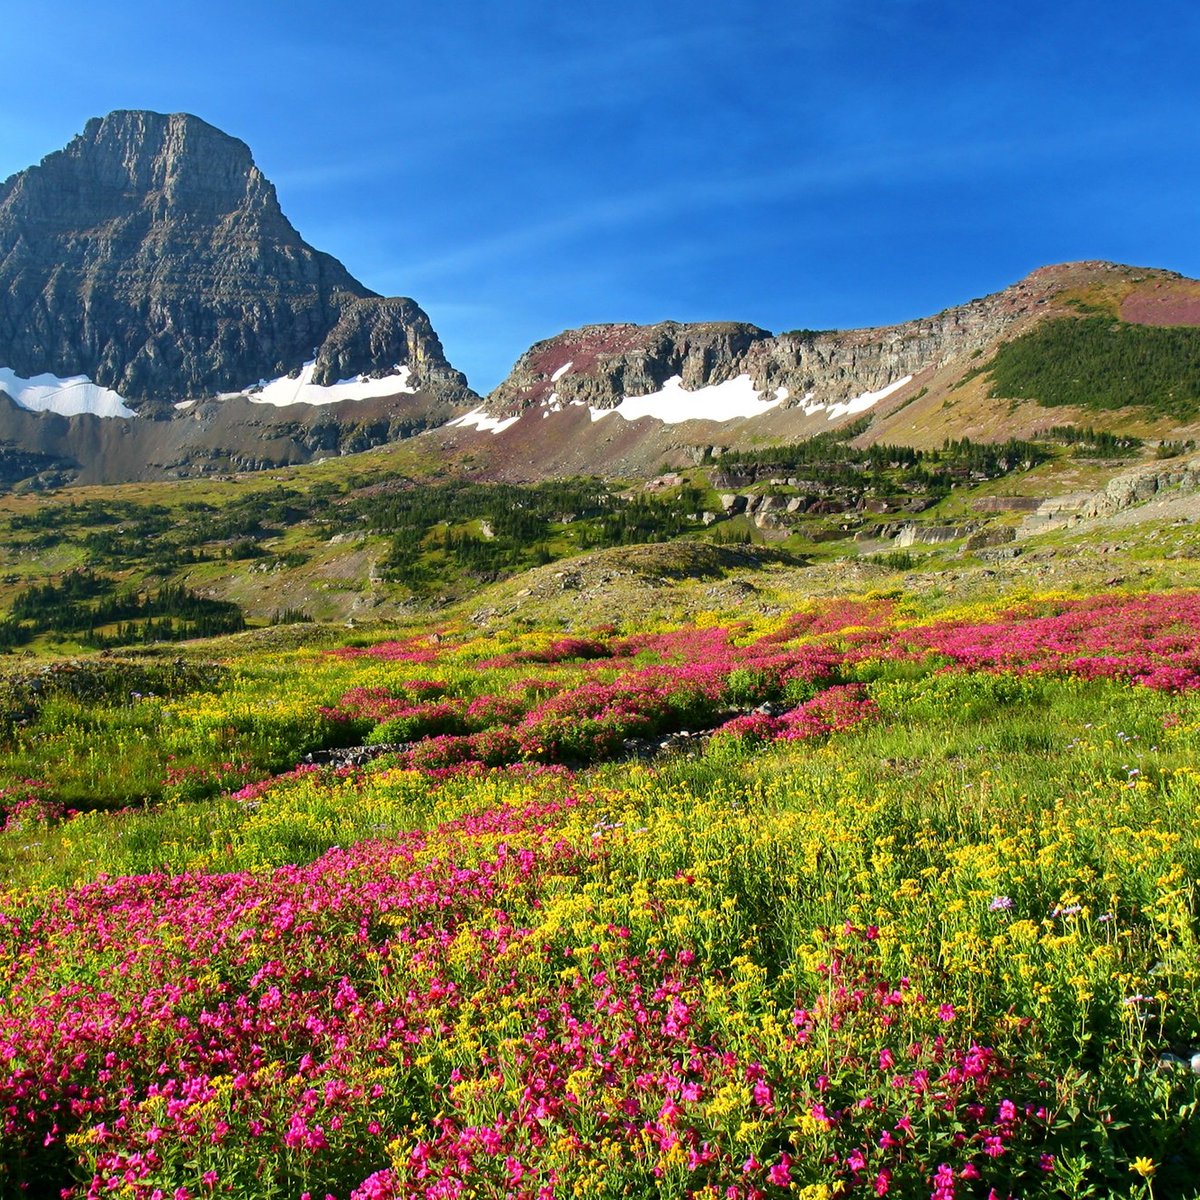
3, 0, 1199, 393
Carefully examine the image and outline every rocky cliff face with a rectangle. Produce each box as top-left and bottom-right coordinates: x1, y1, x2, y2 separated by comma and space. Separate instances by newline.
487, 322, 770, 413
0, 110, 470, 406
439, 260, 1200, 483
485, 266, 1094, 417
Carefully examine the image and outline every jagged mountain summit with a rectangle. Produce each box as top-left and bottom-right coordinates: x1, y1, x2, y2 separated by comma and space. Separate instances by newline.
0, 110, 474, 481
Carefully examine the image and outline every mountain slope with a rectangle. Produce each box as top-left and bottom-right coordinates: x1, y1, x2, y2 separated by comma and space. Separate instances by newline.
0, 110, 471, 412
438, 261, 1200, 479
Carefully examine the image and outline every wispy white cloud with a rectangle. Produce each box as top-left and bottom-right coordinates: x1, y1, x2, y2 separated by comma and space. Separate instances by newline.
392, 118, 1146, 287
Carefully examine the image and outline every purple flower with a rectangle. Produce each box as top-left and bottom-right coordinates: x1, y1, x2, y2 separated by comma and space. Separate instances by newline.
989, 895, 1013, 911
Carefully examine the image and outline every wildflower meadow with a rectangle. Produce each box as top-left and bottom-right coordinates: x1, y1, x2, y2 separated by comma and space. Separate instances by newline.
1, 589, 1199, 1198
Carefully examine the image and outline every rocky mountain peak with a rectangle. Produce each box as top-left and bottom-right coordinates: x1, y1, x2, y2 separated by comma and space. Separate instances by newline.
0, 110, 470, 405
41, 110, 273, 218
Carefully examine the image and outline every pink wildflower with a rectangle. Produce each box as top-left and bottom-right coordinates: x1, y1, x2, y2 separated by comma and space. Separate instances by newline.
767, 1154, 793, 1187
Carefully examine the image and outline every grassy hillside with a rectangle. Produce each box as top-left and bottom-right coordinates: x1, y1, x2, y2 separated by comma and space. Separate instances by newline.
2, 587, 1199, 1197
0, 417, 1178, 649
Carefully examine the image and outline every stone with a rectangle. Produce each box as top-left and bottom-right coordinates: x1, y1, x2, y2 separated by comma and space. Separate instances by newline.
895, 523, 974, 548
0, 110, 470, 407
476, 264, 1101, 426
966, 526, 1016, 551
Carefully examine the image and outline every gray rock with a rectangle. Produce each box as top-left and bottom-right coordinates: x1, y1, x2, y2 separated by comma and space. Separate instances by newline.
478, 267, 1088, 422
0, 110, 471, 407
966, 526, 1016, 551
894, 523, 975, 547
1018, 459, 1200, 534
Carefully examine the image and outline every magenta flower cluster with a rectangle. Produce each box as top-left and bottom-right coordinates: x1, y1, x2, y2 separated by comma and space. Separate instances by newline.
318, 592, 1200, 780
1, 794, 1052, 1198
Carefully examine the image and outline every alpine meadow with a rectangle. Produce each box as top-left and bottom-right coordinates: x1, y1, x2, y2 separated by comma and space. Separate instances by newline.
2, 90, 1200, 1200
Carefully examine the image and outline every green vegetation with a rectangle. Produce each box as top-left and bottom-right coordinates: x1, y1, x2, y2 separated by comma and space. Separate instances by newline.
989, 316, 1200, 419
0, 570, 244, 648
359, 479, 709, 588
8, 493, 286, 574
1040, 425, 1144, 458
714, 432, 1050, 513
719, 428, 1047, 476
1157, 438, 1197, 459
0, 476, 719, 633
875, 549, 916, 570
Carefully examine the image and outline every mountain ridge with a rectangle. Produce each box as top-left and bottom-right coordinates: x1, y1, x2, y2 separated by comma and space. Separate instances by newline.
483, 260, 1185, 419
3, 112, 1200, 487
434, 260, 1200, 481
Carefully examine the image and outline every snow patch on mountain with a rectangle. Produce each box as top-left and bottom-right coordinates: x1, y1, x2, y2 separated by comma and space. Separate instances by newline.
813, 376, 913, 421
590, 374, 786, 425
232, 362, 418, 407
551, 361, 573, 382
446, 407, 522, 435
440, 372, 914, 440
0, 367, 137, 418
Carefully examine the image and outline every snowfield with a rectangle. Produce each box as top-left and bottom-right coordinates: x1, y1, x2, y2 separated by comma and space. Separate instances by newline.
446, 406, 522, 435
440, 372, 916, 437
816, 375, 913, 420
0, 362, 424, 417
590, 374, 787, 424
234, 362, 418, 407
0, 368, 137, 419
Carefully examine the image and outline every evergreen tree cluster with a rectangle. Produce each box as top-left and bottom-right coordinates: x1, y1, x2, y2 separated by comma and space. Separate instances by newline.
1040, 425, 1143, 458
0, 570, 244, 648
367, 479, 707, 587
988, 317, 1200, 419
716, 431, 1047, 489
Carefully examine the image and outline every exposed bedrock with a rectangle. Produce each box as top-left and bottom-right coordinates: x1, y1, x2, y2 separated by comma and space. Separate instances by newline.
0, 110, 470, 407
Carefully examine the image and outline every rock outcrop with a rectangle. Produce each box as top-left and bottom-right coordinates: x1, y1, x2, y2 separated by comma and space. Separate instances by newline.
486, 322, 771, 413
484, 272, 1067, 417
1083, 460, 1200, 516
0, 110, 470, 407
1017, 457, 1200, 535
483, 261, 1199, 422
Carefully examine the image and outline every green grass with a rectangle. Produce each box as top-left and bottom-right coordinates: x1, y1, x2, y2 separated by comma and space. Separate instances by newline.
3, 578, 1200, 1196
